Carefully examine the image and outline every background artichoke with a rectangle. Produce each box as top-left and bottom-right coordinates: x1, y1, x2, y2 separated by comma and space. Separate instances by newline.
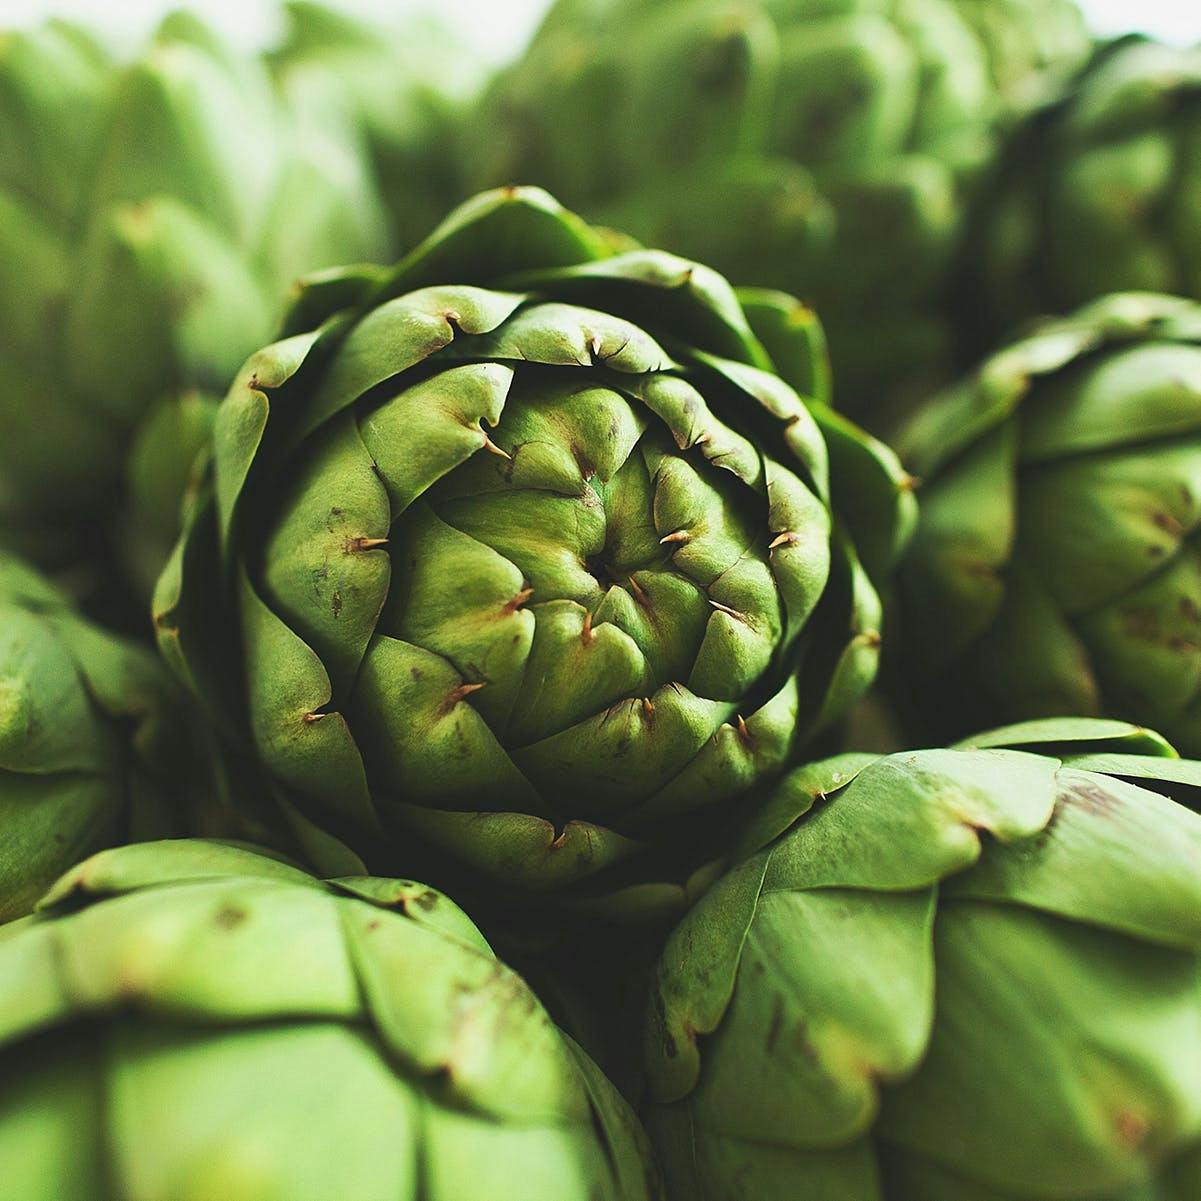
960, 35, 1201, 356
645, 717, 1201, 1199
470, 0, 1091, 422
893, 292, 1201, 751
0, 12, 389, 600
154, 187, 914, 920
0, 551, 179, 923
0, 839, 661, 1200
267, 1, 486, 252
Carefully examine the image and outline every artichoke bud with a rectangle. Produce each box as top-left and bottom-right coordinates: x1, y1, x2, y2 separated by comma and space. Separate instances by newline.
158, 187, 911, 914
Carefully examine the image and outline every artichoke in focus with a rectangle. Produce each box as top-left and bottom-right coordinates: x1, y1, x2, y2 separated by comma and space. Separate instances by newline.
0, 839, 661, 1200
0, 13, 389, 592
471, 0, 1090, 420
893, 292, 1201, 751
0, 552, 178, 923
154, 187, 914, 920
268, 0, 486, 251
960, 36, 1201, 356
645, 718, 1201, 1199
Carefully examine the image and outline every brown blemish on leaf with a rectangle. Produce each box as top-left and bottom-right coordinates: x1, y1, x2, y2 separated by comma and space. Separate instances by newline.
1114, 1110, 1149, 1149
213, 905, 247, 930
1059, 776, 1120, 817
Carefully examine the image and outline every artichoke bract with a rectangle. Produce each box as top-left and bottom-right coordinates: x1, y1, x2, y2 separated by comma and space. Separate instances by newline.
268, 0, 485, 252
894, 292, 1201, 751
961, 37, 1201, 356
154, 187, 913, 917
645, 718, 1201, 1200
0, 13, 388, 580
0, 553, 177, 923
0, 840, 661, 1201
471, 0, 1089, 420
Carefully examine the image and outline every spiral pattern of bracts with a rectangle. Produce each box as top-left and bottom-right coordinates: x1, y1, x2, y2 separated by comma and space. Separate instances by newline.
156, 188, 913, 909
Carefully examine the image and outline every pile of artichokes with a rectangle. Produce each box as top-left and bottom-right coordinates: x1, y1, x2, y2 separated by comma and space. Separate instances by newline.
2, 3, 1200, 1198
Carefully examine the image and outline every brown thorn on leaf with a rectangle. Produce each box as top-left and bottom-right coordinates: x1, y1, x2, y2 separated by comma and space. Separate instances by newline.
769, 531, 800, 551
659, 529, 690, 546
443, 309, 462, 327
504, 587, 534, 614
642, 697, 655, 718
709, 598, 744, 621
302, 712, 323, 725
736, 714, 753, 744
446, 682, 486, 711
481, 433, 512, 460
347, 536, 389, 554
627, 575, 650, 605
581, 610, 594, 644
588, 334, 604, 360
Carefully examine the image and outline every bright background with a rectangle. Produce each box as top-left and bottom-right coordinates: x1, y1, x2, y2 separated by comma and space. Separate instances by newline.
9, 0, 1201, 60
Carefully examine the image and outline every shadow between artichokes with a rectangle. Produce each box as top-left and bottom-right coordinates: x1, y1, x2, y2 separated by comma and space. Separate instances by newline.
644, 717, 1201, 1199
153, 186, 914, 926
0, 839, 661, 1200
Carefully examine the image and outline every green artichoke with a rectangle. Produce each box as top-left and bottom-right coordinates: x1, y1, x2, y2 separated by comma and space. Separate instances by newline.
645, 717, 1201, 1199
0, 839, 661, 1200
961, 36, 1201, 356
0, 552, 178, 923
154, 187, 914, 918
471, 0, 1090, 420
268, 0, 486, 251
893, 292, 1201, 752
0, 13, 389, 585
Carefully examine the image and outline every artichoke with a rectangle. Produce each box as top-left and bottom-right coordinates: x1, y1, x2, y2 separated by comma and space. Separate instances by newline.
0, 13, 389, 587
154, 187, 914, 918
0, 839, 661, 1200
961, 36, 1201, 356
0, 552, 178, 923
893, 292, 1201, 752
645, 717, 1201, 1199
471, 0, 1090, 420
268, 0, 486, 251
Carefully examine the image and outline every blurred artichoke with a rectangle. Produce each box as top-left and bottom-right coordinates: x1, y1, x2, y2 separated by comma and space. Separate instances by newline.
0, 13, 389, 593
0, 839, 661, 1200
961, 36, 1201, 356
154, 187, 914, 919
0, 551, 178, 922
893, 292, 1201, 752
471, 0, 1090, 420
268, 0, 486, 250
645, 718, 1201, 1199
